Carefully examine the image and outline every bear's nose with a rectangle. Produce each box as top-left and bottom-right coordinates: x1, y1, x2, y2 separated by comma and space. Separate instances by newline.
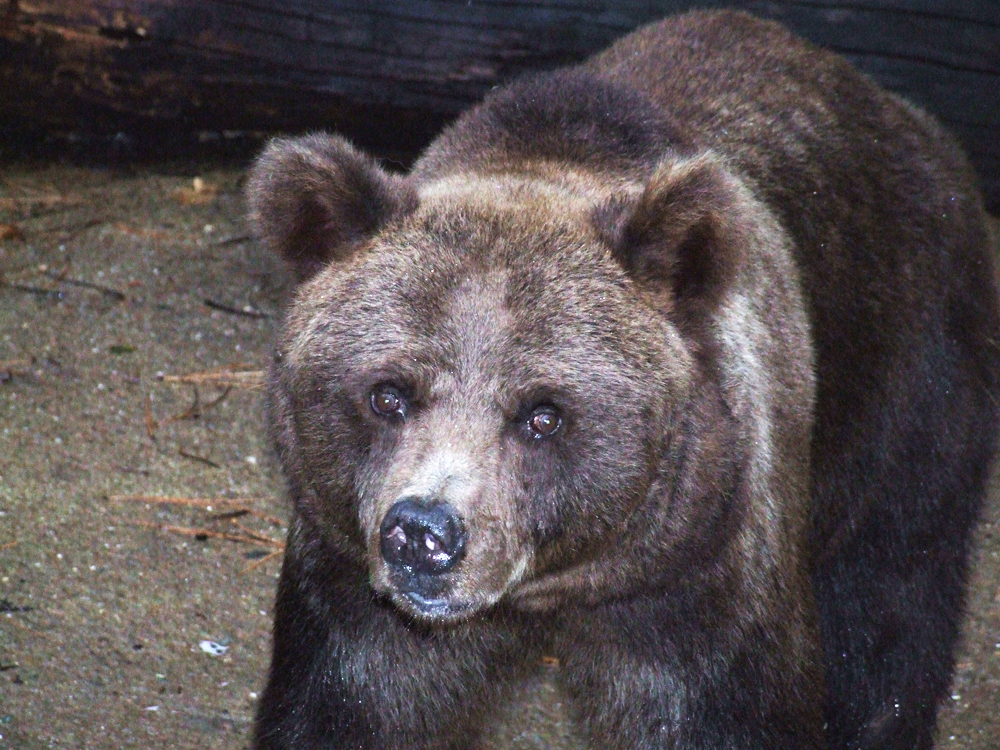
379, 499, 467, 575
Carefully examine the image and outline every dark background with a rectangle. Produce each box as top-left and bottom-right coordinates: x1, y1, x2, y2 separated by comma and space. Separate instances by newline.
1, 1, 998, 211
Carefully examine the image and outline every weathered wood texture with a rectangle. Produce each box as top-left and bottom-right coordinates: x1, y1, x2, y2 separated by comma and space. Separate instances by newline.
2, 1, 998, 209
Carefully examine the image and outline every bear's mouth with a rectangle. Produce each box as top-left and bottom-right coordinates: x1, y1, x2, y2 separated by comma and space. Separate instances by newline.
378, 566, 507, 623
397, 590, 474, 620
380, 567, 475, 621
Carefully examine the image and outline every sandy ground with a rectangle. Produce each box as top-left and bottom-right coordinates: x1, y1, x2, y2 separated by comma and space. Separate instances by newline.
0, 164, 997, 749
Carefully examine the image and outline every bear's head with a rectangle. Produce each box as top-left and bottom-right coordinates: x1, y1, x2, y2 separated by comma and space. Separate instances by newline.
247, 134, 806, 623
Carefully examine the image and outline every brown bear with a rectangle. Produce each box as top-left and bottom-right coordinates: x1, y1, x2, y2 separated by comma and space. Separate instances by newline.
245, 10, 1000, 750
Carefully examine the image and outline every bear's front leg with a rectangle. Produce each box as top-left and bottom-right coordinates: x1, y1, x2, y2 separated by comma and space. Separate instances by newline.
555, 594, 827, 749
253, 520, 539, 750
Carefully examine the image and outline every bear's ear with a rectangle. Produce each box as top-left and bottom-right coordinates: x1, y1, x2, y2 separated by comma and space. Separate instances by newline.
597, 154, 746, 323
246, 134, 418, 282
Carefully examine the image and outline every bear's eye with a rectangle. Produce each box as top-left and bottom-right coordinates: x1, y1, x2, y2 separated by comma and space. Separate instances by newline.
527, 405, 561, 439
371, 386, 406, 419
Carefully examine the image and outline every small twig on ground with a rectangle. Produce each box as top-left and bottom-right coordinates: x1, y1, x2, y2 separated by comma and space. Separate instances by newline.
161, 368, 265, 390
0, 540, 18, 551
1, 263, 125, 301
112, 496, 286, 571
203, 386, 233, 409
109, 494, 285, 526
166, 386, 202, 421
212, 509, 249, 521
0, 279, 61, 298
178, 448, 222, 469
145, 393, 157, 440
203, 298, 272, 319
211, 233, 252, 247
162, 384, 233, 423
128, 520, 284, 547
241, 549, 282, 574
228, 520, 283, 545
40, 267, 126, 301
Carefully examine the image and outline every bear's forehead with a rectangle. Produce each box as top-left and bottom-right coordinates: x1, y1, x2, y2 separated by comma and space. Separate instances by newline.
285, 226, 663, 390
324, 176, 634, 326
300, 256, 622, 363
283, 173, 675, 384
416, 169, 626, 214
292, 269, 660, 412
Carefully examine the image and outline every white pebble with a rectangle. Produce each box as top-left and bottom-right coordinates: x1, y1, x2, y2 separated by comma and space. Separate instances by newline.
199, 640, 228, 656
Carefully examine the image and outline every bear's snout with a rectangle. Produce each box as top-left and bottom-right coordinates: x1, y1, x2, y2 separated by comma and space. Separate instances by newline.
379, 498, 467, 576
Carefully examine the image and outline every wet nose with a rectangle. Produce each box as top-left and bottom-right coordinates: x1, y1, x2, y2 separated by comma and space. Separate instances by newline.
379, 499, 467, 575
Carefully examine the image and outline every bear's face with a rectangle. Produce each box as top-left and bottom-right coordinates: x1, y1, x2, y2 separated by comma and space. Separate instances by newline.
250, 134, 768, 623
272, 173, 690, 622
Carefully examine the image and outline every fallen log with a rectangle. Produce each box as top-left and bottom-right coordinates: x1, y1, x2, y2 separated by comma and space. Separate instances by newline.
2, 1, 997, 209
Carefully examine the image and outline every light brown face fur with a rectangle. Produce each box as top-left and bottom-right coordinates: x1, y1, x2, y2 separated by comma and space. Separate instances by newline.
253, 136, 813, 624
272, 172, 693, 621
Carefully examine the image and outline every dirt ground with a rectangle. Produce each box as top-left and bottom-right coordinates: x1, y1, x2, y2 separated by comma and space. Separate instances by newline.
0, 163, 998, 749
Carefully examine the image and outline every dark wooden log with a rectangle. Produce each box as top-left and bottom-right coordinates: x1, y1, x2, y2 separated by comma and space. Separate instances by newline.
2, 1, 998, 210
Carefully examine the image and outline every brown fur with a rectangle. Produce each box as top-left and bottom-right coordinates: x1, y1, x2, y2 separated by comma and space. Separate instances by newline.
246, 10, 1000, 749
